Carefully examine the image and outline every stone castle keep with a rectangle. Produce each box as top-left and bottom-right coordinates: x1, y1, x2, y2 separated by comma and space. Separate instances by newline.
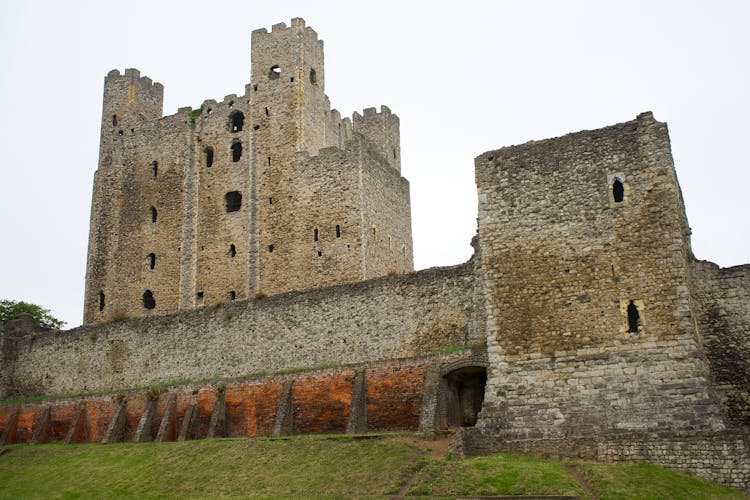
84, 18, 412, 324
1, 18, 748, 490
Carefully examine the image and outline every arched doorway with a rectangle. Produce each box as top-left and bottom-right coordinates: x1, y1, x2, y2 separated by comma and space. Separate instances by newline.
444, 366, 487, 427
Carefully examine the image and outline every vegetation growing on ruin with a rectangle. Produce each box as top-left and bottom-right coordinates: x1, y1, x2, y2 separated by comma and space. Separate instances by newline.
0, 434, 744, 499
188, 104, 204, 122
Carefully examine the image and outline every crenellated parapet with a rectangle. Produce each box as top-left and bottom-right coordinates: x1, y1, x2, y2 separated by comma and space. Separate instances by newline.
101, 68, 164, 134
353, 105, 401, 173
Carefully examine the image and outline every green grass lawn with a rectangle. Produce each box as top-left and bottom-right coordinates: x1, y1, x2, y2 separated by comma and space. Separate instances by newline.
0, 434, 745, 499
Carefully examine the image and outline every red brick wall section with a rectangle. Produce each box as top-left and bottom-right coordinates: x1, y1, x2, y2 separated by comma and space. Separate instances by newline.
85, 399, 116, 443
293, 373, 354, 434
0, 409, 14, 442
48, 403, 77, 442
225, 382, 282, 437
367, 365, 425, 431
124, 398, 146, 441
0, 356, 478, 442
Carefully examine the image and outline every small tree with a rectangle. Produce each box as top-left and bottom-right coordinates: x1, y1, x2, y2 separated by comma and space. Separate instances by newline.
0, 299, 66, 329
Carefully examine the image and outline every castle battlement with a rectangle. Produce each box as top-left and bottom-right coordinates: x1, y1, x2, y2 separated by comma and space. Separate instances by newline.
105, 68, 163, 91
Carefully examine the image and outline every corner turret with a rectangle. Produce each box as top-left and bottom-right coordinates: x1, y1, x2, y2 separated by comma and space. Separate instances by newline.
100, 69, 164, 152
353, 106, 401, 172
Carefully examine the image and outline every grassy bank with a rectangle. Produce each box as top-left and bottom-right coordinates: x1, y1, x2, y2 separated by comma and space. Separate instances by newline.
0, 434, 745, 499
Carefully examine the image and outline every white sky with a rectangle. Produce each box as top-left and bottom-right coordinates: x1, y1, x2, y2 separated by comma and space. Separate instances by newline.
0, 0, 747, 328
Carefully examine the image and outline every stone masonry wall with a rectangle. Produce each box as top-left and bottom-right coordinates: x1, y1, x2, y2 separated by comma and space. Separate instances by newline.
5, 264, 477, 396
474, 112, 726, 441
454, 427, 749, 490
691, 261, 750, 428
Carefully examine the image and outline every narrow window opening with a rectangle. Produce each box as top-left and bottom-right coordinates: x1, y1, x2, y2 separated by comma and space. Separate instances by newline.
196, 291, 204, 301
253, 84, 258, 91
231, 141, 243, 162
118, 130, 124, 136
98, 291, 105, 312
269, 65, 281, 80
314, 228, 318, 242
317, 250, 322, 257
225, 191, 242, 212
229, 291, 236, 301
142, 290, 156, 310
290, 77, 294, 82
229, 111, 244, 132
627, 300, 640, 333
112, 115, 118, 127
265, 107, 269, 116
269, 197, 273, 205
613, 178, 625, 203
309, 68, 317, 85
205, 147, 214, 167
336, 225, 341, 238
148, 253, 156, 270
228, 101, 234, 108
268, 244, 274, 253
253, 124, 260, 131
229, 244, 236, 257
150, 206, 157, 223
267, 156, 271, 166
151, 161, 158, 177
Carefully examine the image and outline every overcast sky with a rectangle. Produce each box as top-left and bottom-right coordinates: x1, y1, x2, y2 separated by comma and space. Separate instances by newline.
1, 0, 747, 328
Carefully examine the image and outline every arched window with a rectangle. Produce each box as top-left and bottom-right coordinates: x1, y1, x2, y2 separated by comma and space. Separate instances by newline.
98, 291, 105, 312
231, 141, 242, 162
229, 111, 244, 132
148, 253, 156, 270
627, 300, 640, 333
225, 191, 242, 212
150, 206, 157, 223
205, 147, 214, 167
142, 290, 156, 310
613, 178, 625, 203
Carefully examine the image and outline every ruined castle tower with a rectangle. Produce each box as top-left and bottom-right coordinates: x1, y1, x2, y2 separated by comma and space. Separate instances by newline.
83, 18, 413, 324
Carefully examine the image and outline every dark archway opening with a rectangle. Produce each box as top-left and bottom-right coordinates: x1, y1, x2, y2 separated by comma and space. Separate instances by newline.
613, 178, 624, 203
444, 366, 487, 427
225, 191, 242, 212
142, 290, 156, 310
230, 111, 244, 132
231, 141, 242, 162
